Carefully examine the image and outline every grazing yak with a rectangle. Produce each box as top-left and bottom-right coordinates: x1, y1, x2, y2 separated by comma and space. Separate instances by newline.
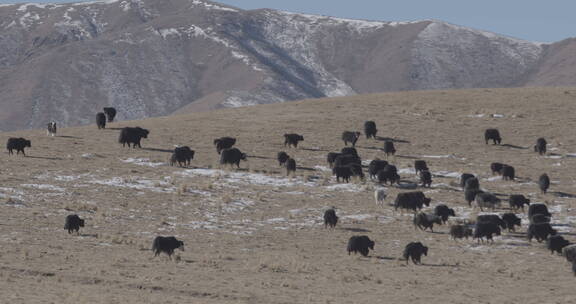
465, 188, 483, 206
277, 152, 289, 167
347, 235, 375, 257
475, 192, 501, 211
539, 174, 550, 194
103, 107, 117, 122
333, 166, 353, 183
402, 242, 428, 265
377, 164, 400, 185
484, 128, 502, 145
152, 236, 184, 259
500, 165, 515, 181
474, 222, 501, 244
527, 223, 557, 242
324, 208, 338, 228
460, 173, 475, 188
347, 163, 365, 180
96, 112, 106, 129
534, 137, 547, 155
394, 191, 431, 212
64, 214, 85, 234
286, 158, 297, 176
374, 189, 387, 206
490, 162, 504, 175
528, 204, 552, 219
340, 147, 358, 157
564, 245, 576, 263
434, 204, 455, 223
477, 214, 507, 230
450, 225, 473, 240
368, 159, 388, 180
562, 245, 576, 273
220, 148, 247, 168
6, 137, 31, 156
414, 160, 428, 175
119, 127, 149, 148
509, 194, 531, 211
420, 170, 432, 188
326, 152, 341, 168
47, 121, 57, 136
383, 141, 396, 157
341, 131, 361, 147
284, 133, 304, 148
334, 154, 361, 168
214, 137, 236, 154
501, 213, 522, 232
464, 177, 480, 191
364, 121, 377, 139
547, 235, 570, 255
413, 212, 442, 232
530, 214, 551, 224
474, 192, 500, 210
170, 146, 195, 167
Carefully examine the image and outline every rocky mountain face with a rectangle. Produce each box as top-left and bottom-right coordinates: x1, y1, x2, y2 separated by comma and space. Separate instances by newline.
0, 0, 573, 130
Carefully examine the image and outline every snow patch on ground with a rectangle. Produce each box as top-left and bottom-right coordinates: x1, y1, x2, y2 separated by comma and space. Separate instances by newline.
434, 171, 461, 178
314, 165, 332, 172
21, 184, 66, 192
121, 158, 165, 167
178, 169, 317, 188
89, 177, 175, 193
325, 183, 365, 192
398, 168, 416, 175
0, 187, 25, 200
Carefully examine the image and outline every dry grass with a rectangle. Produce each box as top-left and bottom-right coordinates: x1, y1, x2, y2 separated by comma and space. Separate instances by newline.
2, 87, 576, 303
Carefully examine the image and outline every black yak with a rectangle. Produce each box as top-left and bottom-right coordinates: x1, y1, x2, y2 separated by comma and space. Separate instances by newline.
64, 214, 85, 234
484, 128, 502, 145
152, 236, 184, 259
347, 235, 375, 257
118, 127, 149, 148
96, 112, 106, 129
6, 137, 31, 156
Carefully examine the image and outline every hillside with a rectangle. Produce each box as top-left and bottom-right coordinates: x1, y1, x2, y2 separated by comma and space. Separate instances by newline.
2, 87, 576, 303
0, 0, 575, 130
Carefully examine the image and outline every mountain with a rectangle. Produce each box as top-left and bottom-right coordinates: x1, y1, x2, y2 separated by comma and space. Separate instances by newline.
0, 0, 573, 130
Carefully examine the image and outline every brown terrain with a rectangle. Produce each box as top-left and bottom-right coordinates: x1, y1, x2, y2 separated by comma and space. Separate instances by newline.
2, 87, 576, 303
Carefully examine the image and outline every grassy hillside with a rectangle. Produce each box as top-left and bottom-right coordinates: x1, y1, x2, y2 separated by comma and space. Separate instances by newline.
2, 87, 576, 303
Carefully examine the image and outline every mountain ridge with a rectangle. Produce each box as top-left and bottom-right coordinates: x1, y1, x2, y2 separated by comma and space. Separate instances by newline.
0, 0, 574, 130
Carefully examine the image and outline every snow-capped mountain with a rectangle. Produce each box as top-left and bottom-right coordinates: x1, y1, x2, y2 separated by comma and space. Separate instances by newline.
0, 0, 572, 130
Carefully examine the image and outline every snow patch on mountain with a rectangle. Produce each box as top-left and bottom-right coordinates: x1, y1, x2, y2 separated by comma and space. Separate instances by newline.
278, 11, 420, 32
72, 0, 121, 6
411, 21, 543, 90
154, 25, 263, 72
190, 0, 238, 12
258, 11, 357, 98
19, 11, 41, 28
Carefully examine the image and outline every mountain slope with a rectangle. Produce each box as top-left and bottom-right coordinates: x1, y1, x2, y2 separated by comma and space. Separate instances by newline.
0, 0, 572, 130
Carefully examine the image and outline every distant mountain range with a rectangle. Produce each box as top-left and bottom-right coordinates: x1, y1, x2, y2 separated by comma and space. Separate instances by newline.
0, 0, 574, 130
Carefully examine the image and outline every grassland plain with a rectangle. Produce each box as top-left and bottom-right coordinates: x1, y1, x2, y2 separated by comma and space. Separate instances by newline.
2, 87, 576, 303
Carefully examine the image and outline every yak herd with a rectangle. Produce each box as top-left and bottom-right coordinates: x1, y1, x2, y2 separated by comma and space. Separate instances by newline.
5, 109, 576, 274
